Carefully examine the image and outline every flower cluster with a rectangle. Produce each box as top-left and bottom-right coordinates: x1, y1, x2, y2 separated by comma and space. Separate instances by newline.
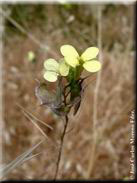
43, 44, 101, 82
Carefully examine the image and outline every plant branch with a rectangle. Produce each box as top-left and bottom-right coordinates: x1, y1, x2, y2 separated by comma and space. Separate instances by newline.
86, 5, 103, 178
54, 115, 69, 180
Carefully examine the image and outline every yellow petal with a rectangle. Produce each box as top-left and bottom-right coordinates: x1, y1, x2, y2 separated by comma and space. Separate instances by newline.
59, 61, 69, 76
44, 59, 59, 72
28, 51, 35, 61
43, 71, 58, 82
65, 56, 79, 68
60, 45, 79, 57
83, 60, 101, 72
81, 47, 99, 61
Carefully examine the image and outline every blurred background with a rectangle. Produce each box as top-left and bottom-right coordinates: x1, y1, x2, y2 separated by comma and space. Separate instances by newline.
1, 2, 135, 180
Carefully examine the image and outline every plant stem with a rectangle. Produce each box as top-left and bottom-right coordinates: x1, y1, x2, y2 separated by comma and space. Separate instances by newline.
54, 115, 69, 180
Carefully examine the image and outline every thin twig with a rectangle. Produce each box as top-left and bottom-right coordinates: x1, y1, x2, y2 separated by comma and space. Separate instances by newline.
0, 10, 48, 50
22, 111, 49, 140
0, 10, 57, 57
54, 115, 69, 180
16, 103, 53, 130
0, 140, 44, 179
87, 5, 103, 178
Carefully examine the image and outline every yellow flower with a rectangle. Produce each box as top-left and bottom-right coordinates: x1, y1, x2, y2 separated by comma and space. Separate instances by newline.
27, 51, 35, 62
43, 58, 69, 82
60, 45, 101, 72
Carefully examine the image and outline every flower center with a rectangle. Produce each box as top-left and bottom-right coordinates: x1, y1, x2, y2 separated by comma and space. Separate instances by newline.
79, 57, 84, 65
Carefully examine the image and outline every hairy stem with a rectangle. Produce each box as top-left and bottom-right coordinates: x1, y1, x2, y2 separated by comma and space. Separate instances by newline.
54, 115, 69, 180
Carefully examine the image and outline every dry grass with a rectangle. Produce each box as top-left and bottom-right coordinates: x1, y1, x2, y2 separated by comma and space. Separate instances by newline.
2, 3, 135, 180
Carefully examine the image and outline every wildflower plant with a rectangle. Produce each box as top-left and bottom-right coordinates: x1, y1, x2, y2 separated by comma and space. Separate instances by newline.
35, 44, 101, 179
36, 44, 101, 116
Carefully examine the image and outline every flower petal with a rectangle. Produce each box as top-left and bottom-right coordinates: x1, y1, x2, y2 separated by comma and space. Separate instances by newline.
65, 56, 79, 68
44, 59, 59, 72
43, 71, 58, 82
60, 45, 79, 57
83, 60, 101, 72
81, 47, 99, 61
59, 61, 69, 76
